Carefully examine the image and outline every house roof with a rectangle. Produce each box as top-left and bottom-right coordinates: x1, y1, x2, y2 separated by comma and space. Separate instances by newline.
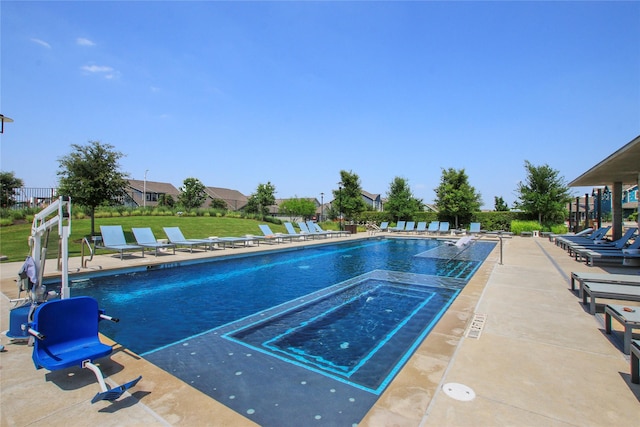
128, 180, 180, 196
569, 134, 640, 186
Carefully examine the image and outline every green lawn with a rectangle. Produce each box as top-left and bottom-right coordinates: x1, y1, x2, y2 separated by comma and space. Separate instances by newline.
0, 216, 294, 263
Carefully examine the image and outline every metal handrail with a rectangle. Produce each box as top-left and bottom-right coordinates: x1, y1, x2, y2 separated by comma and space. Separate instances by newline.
81, 236, 94, 268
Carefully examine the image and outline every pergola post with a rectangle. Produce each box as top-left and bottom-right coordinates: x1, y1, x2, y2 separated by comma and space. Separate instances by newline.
611, 181, 623, 241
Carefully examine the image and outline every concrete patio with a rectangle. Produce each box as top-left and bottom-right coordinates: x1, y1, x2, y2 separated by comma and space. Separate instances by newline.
1, 233, 639, 426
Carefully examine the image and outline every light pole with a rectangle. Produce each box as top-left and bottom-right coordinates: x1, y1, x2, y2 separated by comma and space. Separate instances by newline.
338, 182, 343, 231
320, 192, 324, 222
0, 114, 14, 134
143, 169, 149, 208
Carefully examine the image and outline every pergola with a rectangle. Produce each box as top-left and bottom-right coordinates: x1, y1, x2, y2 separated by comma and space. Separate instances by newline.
569, 134, 640, 240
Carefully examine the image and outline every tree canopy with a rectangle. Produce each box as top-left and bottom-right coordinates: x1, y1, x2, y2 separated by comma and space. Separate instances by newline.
0, 171, 24, 208
515, 160, 572, 225
434, 168, 482, 228
332, 170, 367, 223
178, 177, 207, 210
279, 197, 317, 221
494, 196, 509, 212
384, 176, 423, 221
246, 181, 276, 219
57, 140, 129, 235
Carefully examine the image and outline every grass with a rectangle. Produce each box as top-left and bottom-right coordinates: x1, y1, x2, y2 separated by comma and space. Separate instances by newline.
0, 216, 303, 263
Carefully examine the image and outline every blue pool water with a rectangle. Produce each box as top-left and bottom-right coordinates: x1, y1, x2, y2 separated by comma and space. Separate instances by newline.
71, 239, 494, 354
69, 238, 493, 355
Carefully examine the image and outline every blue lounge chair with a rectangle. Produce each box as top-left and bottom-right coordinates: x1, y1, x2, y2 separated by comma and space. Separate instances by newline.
390, 221, 406, 232
438, 222, 450, 235
163, 226, 217, 252
309, 221, 348, 237
258, 224, 291, 244
284, 222, 310, 240
379, 221, 389, 232
574, 237, 640, 266
404, 221, 416, 233
98, 225, 144, 259
427, 221, 439, 235
27, 296, 141, 404
132, 227, 176, 256
468, 222, 481, 235
415, 222, 427, 234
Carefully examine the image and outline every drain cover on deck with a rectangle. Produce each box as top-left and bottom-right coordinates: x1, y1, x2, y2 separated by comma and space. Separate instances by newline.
442, 382, 476, 401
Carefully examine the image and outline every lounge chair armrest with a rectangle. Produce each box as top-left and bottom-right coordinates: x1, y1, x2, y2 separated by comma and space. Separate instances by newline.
99, 313, 119, 323
27, 327, 45, 340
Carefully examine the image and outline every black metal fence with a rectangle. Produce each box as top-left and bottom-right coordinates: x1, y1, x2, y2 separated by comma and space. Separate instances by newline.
1, 187, 57, 209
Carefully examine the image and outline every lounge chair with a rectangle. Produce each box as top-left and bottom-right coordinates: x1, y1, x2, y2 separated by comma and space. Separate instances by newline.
468, 222, 481, 235
567, 227, 637, 255
390, 221, 406, 232
309, 221, 349, 237
299, 222, 329, 238
258, 224, 292, 244
415, 222, 427, 234
581, 282, 640, 314
438, 222, 450, 235
217, 235, 263, 248
427, 221, 439, 235
572, 237, 640, 266
604, 304, 640, 354
27, 296, 141, 403
631, 340, 640, 384
555, 226, 611, 250
548, 227, 593, 242
132, 227, 176, 256
284, 222, 310, 240
404, 221, 416, 233
570, 271, 640, 297
163, 226, 216, 252
379, 221, 389, 232
98, 225, 144, 259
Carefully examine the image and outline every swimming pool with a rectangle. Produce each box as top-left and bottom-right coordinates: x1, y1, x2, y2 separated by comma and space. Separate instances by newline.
67, 237, 495, 425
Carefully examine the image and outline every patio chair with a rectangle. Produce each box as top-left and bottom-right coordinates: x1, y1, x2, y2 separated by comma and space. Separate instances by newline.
404, 221, 416, 233
258, 224, 291, 244
438, 222, 450, 235
284, 222, 310, 240
390, 221, 406, 232
132, 227, 176, 256
379, 221, 389, 232
98, 225, 144, 260
427, 221, 439, 235
299, 222, 330, 238
163, 226, 216, 252
468, 222, 481, 235
567, 227, 637, 255
309, 221, 348, 237
581, 282, 640, 314
555, 226, 611, 250
27, 296, 141, 404
415, 222, 427, 234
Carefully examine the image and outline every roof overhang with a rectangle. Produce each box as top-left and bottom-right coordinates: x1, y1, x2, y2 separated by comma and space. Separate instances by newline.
568, 134, 640, 187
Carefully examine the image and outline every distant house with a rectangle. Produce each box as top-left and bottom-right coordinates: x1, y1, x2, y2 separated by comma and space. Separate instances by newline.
204, 187, 248, 211
126, 180, 180, 208
362, 190, 383, 211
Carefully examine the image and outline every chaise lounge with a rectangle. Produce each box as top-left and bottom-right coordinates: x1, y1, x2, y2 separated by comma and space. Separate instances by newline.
98, 225, 144, 259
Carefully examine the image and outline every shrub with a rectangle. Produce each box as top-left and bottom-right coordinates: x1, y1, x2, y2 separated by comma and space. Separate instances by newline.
0, 218, 13, 226
510, 220, 542, 235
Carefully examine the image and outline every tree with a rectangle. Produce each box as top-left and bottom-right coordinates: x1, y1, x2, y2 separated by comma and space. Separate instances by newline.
332, 170, 367, 224
57, 141, 129, 235
434, 168, 482, 228
209, 198, 228, 210
515, 160, 572, 226
0, 171, 24, 208
246, 182, 276, 219
178, 177, 207, 210
279, 197, 317, 221
158, 194, 175, 207
494, 196, 509, 212
384, 177, 423, 221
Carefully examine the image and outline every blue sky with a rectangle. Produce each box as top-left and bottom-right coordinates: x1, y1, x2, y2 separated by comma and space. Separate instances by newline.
1, 1, 639, 209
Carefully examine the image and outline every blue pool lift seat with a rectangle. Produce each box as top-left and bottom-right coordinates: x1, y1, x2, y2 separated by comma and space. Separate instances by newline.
27, 296, 141, 404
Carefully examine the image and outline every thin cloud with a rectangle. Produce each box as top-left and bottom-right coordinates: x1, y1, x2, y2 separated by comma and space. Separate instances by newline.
81, 64, 120, 79
76, 37, 95, 47
31, 38, 51, 49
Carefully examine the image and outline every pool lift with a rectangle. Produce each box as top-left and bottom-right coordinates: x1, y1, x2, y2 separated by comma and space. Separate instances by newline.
7, 196, 141, 404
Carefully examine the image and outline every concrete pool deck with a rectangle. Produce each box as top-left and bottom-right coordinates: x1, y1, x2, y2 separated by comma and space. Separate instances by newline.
1, 233, 639, 426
